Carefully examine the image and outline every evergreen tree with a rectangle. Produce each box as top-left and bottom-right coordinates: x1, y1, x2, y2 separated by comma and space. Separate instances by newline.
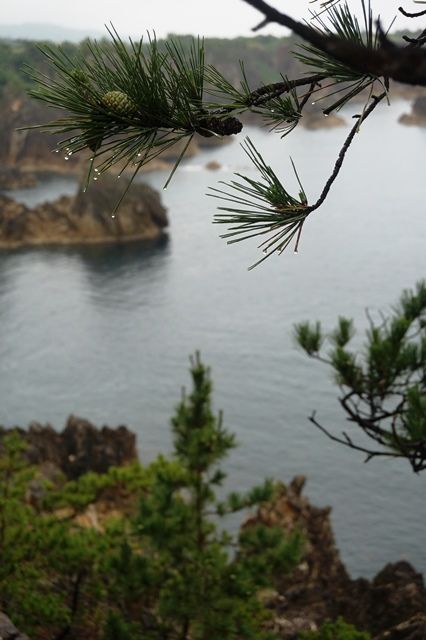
295, 280, 426, 472
105, 353, 303, 639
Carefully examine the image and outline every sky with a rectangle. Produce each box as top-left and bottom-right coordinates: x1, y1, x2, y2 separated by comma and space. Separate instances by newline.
0, 1, 418, 39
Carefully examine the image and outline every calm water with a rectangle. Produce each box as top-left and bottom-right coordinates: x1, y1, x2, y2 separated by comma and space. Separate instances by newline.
1, 101, 425, 578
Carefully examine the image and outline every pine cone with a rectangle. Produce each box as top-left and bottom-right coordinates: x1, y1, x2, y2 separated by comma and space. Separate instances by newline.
71, 69, 93, 103
101, 90, 137, 117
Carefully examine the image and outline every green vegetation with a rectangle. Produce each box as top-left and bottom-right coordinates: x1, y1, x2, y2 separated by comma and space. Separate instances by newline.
300, 618, 371, 640
0, 34, 297, 104
295, 280, 426, 472
0, 353, 303, 639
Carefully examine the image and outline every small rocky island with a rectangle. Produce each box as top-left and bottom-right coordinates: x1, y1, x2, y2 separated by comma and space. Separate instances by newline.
0, 175, 168, 247
399, 95, 426, 127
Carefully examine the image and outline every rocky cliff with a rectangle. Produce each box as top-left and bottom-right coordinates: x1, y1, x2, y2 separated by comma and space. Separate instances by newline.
248, 476, 426, 639
0, 173, 168, 247
0, 414, 137, 479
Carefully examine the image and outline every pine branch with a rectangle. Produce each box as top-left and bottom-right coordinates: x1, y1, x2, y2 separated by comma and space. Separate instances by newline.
242, 0, 426, 87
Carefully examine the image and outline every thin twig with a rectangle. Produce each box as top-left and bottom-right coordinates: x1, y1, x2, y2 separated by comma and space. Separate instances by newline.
307, 91, 386, 213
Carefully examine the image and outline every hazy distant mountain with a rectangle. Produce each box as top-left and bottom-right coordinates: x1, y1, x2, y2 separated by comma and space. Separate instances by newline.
0, 22, 102, 43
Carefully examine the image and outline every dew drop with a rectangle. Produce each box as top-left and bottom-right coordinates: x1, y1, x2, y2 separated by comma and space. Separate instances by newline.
68, 151, 73, 156
163, 186, 167, 191
64, 156, 69, 161
117, 174, 121, 179
311, 101, 316, 105
324, 113, 329, 117
263, 249, 267, 255
137, 153, 142, 157
55, 149, 60, 153
93, 177, 98, 181
294, 248, 299, 254
94, 168, 99, 173
111, 214, 116, 219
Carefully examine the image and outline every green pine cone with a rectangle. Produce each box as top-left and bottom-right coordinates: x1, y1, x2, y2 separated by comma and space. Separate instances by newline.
71, 69, 93, 103
71, 69, 90, 86
101, 90, 137, 117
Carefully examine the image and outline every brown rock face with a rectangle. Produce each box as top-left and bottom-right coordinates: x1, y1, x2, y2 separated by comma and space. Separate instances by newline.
0, 415, 138, 479
0, 174, 168, 247
0, 612, 30, 640
246, 478, 426, 639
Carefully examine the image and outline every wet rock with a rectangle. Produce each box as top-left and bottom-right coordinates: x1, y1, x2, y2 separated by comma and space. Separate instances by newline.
0, 174, 168, 247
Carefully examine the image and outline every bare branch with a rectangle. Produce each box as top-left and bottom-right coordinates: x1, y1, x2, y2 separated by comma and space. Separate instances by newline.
242, 0, 426, 86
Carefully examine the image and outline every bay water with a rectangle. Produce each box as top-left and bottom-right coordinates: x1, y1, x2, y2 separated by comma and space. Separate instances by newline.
1, 100, 425, 577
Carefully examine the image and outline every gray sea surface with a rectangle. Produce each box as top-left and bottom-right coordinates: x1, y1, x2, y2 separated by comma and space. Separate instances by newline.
1, 100, 425, 577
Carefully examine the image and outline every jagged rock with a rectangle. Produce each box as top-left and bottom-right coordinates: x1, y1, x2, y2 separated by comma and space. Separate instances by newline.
0, 415, 138, 479
246, 478, 426, 639
349, 562, 426, 637
0, 612, 30, 640
0, 174, 168, 247
374, 614, 426, 640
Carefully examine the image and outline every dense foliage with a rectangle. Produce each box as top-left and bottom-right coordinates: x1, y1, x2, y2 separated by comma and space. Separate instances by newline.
0, 354, 303, 639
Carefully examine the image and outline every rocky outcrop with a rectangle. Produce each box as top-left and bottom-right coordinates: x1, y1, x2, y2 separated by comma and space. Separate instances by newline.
0, 174, 168, 247
246, 477, 426, 639
399, 95, 426, 126
0, 415, 137, 479
0, 612, 30, 640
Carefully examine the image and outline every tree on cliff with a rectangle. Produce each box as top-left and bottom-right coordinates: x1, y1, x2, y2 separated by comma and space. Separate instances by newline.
295, 280, 426, 473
